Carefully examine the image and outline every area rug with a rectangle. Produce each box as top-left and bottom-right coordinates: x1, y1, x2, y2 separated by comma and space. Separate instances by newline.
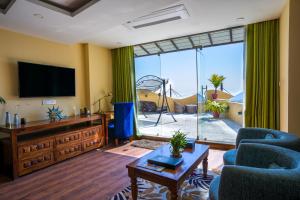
131, 139, 167, 150
110, 168, 215, 200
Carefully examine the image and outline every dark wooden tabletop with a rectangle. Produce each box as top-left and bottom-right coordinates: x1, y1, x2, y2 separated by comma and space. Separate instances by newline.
127, 143, 209, 182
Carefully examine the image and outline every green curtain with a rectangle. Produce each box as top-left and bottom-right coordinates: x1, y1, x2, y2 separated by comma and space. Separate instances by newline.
245, 19, 280, 129
111, 46, 139, 137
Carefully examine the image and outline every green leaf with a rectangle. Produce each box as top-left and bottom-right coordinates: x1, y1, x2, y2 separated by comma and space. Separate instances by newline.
0, 96, 6, 104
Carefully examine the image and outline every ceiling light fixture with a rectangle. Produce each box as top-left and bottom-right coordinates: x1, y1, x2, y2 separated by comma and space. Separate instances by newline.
124, 4, 189, 30
236, 17, 245, 21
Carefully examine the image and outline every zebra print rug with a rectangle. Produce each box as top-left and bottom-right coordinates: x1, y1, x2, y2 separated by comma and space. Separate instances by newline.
111, 169, 215, 200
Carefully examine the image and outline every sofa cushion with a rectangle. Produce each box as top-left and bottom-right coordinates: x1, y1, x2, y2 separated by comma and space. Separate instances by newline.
223, 149, 236, 165
265, 133, 275, 139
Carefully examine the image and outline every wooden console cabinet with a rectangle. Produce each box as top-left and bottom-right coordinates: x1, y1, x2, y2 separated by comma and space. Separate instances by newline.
0, 115, 104, 179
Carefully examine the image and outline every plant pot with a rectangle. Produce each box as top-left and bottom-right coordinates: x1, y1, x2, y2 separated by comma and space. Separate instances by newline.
170, 146, 182, 158
211, 93, 218, 100
212, 111, 220, 118
171, 152, 182, 158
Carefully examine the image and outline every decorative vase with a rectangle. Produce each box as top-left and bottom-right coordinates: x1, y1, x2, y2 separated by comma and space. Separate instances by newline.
47, 106, 64, 121
211, 93, 218, 100
213, 111, 220, 118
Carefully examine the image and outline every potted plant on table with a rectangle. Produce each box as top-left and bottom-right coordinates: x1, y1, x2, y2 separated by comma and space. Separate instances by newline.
205, 100, 227, 118
209, 74, 225, 99
170, 130, 187, 158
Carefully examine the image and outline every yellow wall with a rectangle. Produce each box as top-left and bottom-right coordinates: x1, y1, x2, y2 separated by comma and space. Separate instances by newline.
0, 28, 112, 123
287, 0, 300, 136
280, 0, 289, 132
279, 0, 300, 136
84, 44, 112, 113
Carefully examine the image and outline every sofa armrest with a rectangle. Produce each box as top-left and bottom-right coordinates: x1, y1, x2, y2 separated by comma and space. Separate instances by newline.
219, 165, 300, 200
236, 128, 272, 146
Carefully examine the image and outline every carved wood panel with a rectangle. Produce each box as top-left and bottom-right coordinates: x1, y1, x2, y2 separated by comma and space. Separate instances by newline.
18, 138, 54, 159
55, 131, 81, 148
18, 151, 54, 176
54, 142, 82, 162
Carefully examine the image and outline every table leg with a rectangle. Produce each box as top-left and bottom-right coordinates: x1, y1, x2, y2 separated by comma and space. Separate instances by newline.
202, 156, 208, 178
169, 186, 179, 200
131, 177, 138, 200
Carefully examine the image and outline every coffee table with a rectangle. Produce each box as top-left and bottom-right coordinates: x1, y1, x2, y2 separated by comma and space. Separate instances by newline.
127, 143, 209, 200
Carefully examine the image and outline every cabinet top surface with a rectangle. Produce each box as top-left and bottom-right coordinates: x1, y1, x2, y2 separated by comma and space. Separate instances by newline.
0, 115, 101, 133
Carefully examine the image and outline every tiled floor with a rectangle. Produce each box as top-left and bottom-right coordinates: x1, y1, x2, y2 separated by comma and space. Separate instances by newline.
138, 113, 241, 144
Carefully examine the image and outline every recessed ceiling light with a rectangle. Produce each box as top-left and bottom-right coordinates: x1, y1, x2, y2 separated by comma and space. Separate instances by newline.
33, 13, 44, 19
116, 42, 123, 45
236, 17, 245, 21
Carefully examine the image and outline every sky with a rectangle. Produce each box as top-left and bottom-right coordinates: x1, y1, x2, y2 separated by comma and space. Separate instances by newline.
135, 43, 244, 98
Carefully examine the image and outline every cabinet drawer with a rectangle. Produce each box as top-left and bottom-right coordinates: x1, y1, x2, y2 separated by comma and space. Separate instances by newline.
54, 143, 82, 162
82, 137, 104, 152
82, 126, 102, 140
18, 138, 54, 159
55, 131, 81, 147
18, 151, 54, 176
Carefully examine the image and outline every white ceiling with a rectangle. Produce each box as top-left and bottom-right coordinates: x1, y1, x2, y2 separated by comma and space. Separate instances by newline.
0, 0, 287, 48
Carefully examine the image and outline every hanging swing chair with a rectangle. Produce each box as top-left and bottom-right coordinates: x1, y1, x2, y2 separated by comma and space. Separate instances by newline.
136, 75, 177, 126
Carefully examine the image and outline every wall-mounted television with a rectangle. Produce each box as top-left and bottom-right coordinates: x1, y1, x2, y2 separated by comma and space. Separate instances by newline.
18, 62, 75, 97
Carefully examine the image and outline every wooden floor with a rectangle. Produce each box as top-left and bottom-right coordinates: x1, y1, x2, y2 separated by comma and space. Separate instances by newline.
0, 143, 224, 200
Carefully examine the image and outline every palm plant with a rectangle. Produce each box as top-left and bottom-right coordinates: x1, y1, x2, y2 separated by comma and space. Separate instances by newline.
170, 130, 187, 158
209, 74, 225, 99
205, 100, 228, 118
0, 96, 6, 104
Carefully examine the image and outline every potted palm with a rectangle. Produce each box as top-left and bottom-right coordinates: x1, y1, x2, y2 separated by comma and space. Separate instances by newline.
0, 96, 6, 104
170, 130, 187, 158
205, 100, 227, 118
209, 74, 225, 99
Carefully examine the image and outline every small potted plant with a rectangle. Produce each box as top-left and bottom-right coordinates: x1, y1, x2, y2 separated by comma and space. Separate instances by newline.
170, 130, 187, 158
208, 74, 225, 99
0, 96, 6, 104
205, 100, 227, 118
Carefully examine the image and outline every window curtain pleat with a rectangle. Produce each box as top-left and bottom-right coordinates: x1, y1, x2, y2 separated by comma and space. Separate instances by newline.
111, 46, 139, 137
245, 19, 280, 129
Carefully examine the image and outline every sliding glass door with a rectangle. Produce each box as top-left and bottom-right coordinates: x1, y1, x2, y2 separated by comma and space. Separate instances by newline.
196, 43, 244, 143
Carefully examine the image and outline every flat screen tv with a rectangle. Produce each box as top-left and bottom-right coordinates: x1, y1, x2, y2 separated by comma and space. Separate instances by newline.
18, 62, 75, 97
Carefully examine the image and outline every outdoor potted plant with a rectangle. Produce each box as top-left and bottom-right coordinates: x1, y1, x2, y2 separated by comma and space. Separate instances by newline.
170, 130, 187, 158
205, 100, 227, 118
209, 74, 225, 99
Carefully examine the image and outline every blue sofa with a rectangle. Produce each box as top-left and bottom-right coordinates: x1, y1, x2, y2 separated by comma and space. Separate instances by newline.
224, 128, 300, 165
210, 143, 300, 200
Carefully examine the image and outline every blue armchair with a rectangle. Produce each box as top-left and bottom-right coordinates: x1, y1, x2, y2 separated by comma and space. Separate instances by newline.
210, 143, 300, 200
224, 128, 300, 165
108, 102, 134, 145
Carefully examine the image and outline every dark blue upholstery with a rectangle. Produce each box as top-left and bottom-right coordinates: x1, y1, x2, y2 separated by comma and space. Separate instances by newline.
210, 143, 300, 200
223, 149, 236, 165
224, 128, 300, 165
108, 102, 134, 140
209, 175, 220, 200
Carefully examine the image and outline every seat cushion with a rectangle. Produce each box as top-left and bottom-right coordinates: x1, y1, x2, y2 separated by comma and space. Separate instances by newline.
209, 176, 220, 200
223, 149, 237, 165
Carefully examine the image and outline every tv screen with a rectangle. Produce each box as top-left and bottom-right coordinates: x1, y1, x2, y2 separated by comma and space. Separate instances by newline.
18, 62, 75, 97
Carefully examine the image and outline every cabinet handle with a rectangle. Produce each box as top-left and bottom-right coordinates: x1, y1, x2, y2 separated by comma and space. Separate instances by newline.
44, 155, 51, 160
31, 159, 38, 165
23, 147, 31, 153
31, 145, 38, 151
